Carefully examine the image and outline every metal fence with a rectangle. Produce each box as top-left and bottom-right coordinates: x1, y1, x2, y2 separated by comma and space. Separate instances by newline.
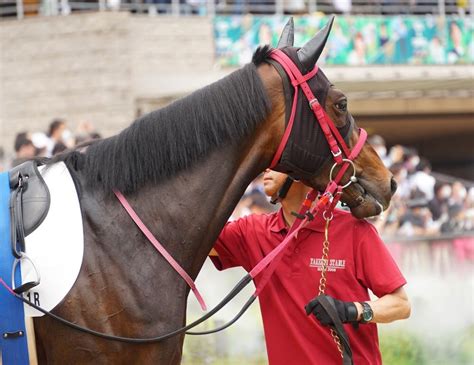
1, 0, 472, 20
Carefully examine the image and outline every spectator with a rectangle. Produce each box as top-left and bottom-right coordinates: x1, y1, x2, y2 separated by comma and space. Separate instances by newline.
371, 194, 405, 235
464, 187, 474, 231
247, 191, 275, 214
284, 0, 305, 14
387, 144, 405, 166
441, 204, 466, 233
450, 181, 467, 207
75, 121, 102, 145
333, 0, 352, 14
403, 148, 420, 177
52, 141, 68, 155
390, 162, 411, 199
45, 118, 73, 157
31, 132, 50, 157
429, 182, 451, 222
409, 157, 435, 200
398, 198, 439, 236
12, 132, 36, 167
230, 195, 252, 220
368, 134, 390, 167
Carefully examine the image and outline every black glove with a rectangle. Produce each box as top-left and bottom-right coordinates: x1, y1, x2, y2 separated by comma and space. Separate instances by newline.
305, 294, 358, 327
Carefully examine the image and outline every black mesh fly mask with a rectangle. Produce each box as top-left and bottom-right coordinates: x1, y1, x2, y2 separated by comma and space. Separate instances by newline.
268, 47, 354, 181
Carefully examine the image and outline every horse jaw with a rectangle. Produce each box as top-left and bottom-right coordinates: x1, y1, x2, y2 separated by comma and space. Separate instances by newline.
342, 183, 387, 219
335, 161, 395, 218
307, 163, 393, 219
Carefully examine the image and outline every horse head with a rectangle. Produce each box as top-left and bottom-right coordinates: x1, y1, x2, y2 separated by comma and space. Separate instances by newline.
257, 17, 395, 219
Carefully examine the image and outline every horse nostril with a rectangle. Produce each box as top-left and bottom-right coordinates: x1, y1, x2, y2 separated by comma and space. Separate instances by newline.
390, 177, 398, 195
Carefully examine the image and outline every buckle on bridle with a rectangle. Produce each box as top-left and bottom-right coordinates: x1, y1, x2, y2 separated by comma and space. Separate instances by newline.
331, 148, 342, 158
308, 98, 319, 109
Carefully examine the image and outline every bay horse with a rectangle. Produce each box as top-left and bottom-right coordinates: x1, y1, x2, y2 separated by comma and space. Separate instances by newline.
30, 18, 395, 364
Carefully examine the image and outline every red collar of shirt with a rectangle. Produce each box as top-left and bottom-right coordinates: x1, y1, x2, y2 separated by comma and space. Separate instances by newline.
269, 208, 326, 234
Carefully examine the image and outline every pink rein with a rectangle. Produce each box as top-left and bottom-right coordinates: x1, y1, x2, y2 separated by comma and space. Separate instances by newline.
114, 190, 207, 311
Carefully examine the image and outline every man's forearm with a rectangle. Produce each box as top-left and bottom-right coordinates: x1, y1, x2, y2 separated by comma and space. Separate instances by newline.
355, 286, 411, 324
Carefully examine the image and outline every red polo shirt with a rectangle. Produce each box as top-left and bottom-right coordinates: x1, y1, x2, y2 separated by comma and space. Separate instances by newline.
211, 208, 406, 365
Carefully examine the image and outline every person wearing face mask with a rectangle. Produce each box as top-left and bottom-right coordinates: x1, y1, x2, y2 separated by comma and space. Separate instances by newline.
409, 157, 435, 201
429, 183, 452, 222
11, 133, 37, 167
390, 162, 410, 200
368, 135, 390, 167
404, 150, 420, 177
209, 170, 411, 365
45, 119, 74, 157
451, 181, 467, 207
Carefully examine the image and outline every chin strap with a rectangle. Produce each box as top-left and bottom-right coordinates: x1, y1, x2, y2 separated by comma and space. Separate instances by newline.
270, 176, 294, 205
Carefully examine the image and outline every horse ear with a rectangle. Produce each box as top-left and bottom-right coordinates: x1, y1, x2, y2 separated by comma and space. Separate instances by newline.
297, 16, 335, 71
277, 17, 294, 48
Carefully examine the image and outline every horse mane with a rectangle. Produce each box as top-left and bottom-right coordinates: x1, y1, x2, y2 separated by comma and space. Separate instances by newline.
54, 62, 271, 194
252, 45, 273, 65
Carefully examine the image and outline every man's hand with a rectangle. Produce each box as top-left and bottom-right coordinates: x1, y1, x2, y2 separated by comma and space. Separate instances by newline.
305, 294, 358, 326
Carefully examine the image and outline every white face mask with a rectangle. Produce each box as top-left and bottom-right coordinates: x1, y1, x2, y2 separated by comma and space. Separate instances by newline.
397, 169, 407, 181
468, 188, 474, 202
455, 187, 467, 200
409, 156, 420, 168
61, 129, 72, 142
440, 186, 452, 200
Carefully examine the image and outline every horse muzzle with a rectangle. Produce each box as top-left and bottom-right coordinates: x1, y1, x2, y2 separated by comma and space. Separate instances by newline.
342, 178, 393, 219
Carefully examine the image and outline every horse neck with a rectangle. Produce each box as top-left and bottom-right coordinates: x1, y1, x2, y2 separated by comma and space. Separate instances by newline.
132, 130, 275, 279
126, 63, 285, 280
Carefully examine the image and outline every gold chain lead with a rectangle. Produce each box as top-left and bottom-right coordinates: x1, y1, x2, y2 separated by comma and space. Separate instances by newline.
318, 216, 344, 359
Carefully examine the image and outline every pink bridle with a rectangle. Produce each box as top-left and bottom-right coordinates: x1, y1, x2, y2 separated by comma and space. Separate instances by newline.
269, 49, 367, 173
249, 49, 368, 295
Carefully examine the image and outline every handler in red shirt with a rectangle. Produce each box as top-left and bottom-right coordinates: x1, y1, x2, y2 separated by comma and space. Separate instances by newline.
210, 169, 410, 365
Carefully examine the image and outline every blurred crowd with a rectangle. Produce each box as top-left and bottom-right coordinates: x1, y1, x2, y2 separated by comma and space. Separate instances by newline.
2, 118, 101, 171
1, 120, 473, 240
231, 134, 474, 239
367, 135, 473, 237
124, 0, 471, 17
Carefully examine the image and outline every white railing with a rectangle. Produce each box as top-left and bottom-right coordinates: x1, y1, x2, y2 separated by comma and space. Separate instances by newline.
1, 0, 471, 20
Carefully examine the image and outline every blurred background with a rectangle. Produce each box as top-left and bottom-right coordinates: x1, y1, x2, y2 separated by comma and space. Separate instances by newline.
0, 1, 473, 364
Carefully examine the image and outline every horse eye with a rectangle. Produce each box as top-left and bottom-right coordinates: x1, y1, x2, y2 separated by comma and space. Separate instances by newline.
335, 100, 347, 112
